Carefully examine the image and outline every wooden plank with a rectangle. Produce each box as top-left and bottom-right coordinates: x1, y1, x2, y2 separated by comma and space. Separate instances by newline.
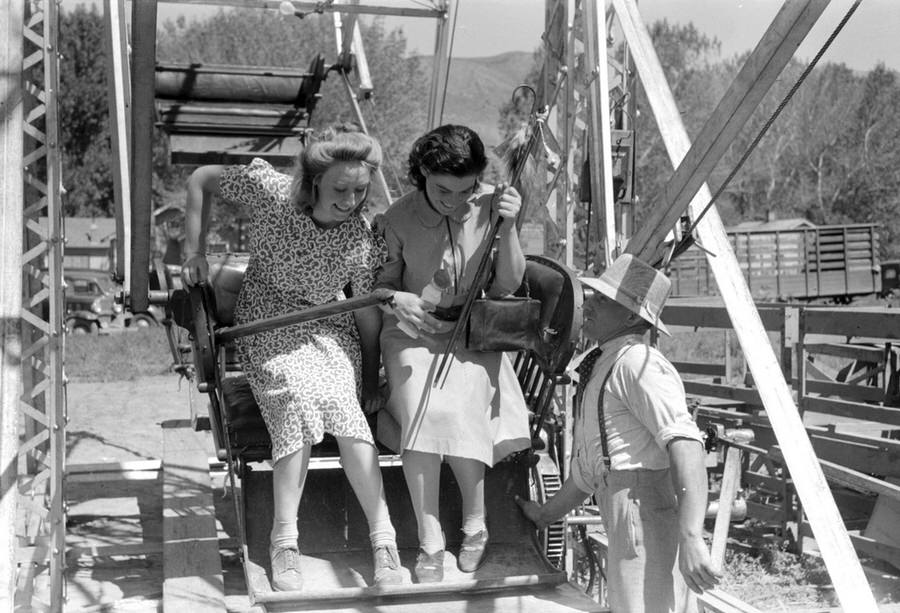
800, 522, 900, 571
864, 477, 900, 567
1, 0, 24, 607
802, 437, 900, 478
806, 426, 900, 455
800, 396, 900, 428
803, 308, 900, 340
685, 381, 762, 405
803, 343, 885, 363
622, 0, 829, 262
711, 447, 742, 570
159, 0, 444, 18
698, 589, 764, 613
804, 380, 886, 404
582, 0, 617, 265
104, 0, 132, 285
613, 0, 878, 607
848, 532, 900, 571
662, 303, 785, 331
162, 419, 225, 613
672, 361, 727, 377
817, 462, 900, 501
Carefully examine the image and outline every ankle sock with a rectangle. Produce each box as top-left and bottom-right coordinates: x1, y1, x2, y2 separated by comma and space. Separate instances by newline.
271, 518, 299, 550
368, 517, 397, 549
462, 512, 486, 536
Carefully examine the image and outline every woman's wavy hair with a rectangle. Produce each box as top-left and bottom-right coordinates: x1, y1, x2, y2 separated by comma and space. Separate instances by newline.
290, 123, 383, 215
407, 124, 488, 191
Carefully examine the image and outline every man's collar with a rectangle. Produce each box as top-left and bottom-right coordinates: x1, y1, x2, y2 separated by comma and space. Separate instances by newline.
568, 333, 646, 374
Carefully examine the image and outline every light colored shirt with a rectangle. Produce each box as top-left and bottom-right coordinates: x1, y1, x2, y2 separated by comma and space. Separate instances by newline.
570, 334, 704, 495
374, 187, 520, 302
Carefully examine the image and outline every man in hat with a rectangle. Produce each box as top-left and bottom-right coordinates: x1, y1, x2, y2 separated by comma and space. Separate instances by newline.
516, 254, 721, 612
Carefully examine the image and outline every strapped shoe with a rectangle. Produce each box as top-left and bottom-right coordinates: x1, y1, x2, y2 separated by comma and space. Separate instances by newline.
270, 545, 304, 592
373, 544, 404, 586
457, 529, 489, 572
413, 549, 444, 583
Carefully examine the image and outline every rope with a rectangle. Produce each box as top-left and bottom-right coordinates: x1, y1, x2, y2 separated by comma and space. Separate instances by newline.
676, 0, 862, 253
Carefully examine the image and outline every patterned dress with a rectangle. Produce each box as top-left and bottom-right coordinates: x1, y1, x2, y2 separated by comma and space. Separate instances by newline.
220, 158, 386, 462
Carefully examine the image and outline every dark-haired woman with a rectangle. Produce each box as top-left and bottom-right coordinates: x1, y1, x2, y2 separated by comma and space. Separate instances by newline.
181, 127, 402, 591
375, 124, 530, 583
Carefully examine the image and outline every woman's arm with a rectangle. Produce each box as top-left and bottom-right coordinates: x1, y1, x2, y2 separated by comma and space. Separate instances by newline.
182, 165, 226, 286
353, 305, 385, 413
487, 185, 526, 297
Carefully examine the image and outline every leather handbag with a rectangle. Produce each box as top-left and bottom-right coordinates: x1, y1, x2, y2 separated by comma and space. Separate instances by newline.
465, 285, 542, 353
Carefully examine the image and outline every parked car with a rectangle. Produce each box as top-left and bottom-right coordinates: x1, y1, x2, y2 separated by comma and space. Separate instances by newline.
63, 269, 122, 334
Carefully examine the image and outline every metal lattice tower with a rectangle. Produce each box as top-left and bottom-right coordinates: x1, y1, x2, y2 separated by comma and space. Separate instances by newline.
11, 1, 66, 611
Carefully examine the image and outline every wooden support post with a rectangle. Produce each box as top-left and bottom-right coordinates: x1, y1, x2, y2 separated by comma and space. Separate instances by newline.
612, 0, 878, 608
582, 0, 617, 267
104, 0, 132, 285
162, 420, 225, 612
623, 0, 829, 262
711, 446, 742, 570
1, 3, 25, 610
129, 0, 157, 313
427, 0, 455, 129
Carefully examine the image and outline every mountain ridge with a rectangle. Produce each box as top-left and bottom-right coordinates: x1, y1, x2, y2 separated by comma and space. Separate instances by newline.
417, 50, 535, 148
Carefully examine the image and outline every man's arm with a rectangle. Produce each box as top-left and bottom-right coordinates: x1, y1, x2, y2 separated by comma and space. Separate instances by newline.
515, 476, 590, 529
668, 438, 722, 593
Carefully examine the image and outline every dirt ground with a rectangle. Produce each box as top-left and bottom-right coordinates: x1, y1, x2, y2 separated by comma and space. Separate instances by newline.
62, 375, 248, 612
52, 374, 900, 612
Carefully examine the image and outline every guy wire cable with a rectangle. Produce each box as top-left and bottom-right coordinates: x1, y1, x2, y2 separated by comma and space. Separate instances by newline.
670, 0, 862, 266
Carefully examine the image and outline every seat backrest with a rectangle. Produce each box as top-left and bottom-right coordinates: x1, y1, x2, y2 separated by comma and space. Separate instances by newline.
518, 255, 583, 374
207, 253, 250, 327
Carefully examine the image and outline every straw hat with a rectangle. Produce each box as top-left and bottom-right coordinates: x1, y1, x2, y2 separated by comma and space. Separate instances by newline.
579, 254, 671, 335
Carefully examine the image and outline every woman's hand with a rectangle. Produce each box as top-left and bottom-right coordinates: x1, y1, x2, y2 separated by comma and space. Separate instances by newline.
361, 380, 387, 415
390, 291, 440, 334
493, 183, 522, 231
181, 253, 209, 287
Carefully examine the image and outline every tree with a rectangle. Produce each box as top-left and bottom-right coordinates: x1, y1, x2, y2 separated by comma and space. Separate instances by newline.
156, 9, 429, 194
58, 4, 114, 216
156, 8, 430, 240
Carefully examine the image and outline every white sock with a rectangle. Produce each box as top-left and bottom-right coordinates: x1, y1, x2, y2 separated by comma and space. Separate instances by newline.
462, 512, 486, 536
419, 516, 445, 554
368, 517, 397, 549
270, 518, 299, 550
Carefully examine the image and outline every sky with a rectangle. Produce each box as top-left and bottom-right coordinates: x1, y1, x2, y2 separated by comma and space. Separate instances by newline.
64, 0, 897, 72
142, 0, 900, 72
380, 0, 899, 72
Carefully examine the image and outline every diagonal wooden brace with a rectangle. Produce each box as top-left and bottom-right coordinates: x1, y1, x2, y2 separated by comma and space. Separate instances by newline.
612, 0, 879, 608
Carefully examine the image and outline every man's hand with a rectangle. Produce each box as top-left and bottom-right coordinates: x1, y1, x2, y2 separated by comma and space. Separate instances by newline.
514, 495, 550, 530
678, 534, 722, 594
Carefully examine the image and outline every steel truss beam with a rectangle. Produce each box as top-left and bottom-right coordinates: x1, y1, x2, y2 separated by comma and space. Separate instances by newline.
5, 1, 67, 612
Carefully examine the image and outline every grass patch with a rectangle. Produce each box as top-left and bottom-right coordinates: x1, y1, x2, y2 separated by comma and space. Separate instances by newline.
721, 545, 835, 610
65, 329, 176, 382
